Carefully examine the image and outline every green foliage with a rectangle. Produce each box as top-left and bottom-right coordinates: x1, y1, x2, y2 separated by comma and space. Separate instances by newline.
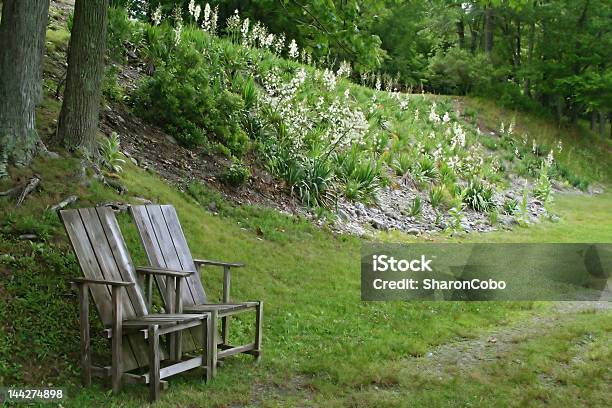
392, 152, 411, 176
408, 196, 422, 218
413, 155, 438, 185
133, 41, 248, 155
336, 149, 382, 202
106, 6, 135, 62
427, 49, 494, 95
488, 209, 499, 225
102, 65, 124, 103
502, 199, 518, 215
428, 185, 445, 209
99, 132, 126, 174
463, 180, 496, 212
533, 163, 552, 203
222, 159, 251, 187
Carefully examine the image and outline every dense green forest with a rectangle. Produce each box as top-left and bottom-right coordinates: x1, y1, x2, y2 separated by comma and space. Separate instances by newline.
111, 0, 612, 130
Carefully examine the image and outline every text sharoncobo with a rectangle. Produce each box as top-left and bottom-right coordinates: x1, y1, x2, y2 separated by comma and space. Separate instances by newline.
372, 278, 507, 290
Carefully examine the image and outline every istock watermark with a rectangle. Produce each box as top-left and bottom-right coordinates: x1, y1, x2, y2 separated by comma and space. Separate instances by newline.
361, 243, 612, 301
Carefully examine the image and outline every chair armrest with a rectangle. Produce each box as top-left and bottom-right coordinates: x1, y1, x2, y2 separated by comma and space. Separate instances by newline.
135, 266, 194, 278
193, 259, 245, 268
71, 277, 134, 287
194, 259, 244, 303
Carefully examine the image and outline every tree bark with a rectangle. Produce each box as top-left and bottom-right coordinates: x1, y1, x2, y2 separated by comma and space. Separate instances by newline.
55, 0, 108, 155
523, 20, 535, 97
484, 7, 494, 55
456, 19, 465, 49
0, 0, 50, 177
598, 110, 606, 137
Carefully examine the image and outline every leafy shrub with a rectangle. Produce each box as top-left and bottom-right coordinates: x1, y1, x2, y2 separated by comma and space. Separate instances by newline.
408, 196, 422, 218
448, 205, 464, 232
134, 43, 249, 155
439, 162, 457, 185
412, 155, 438, 185
107, 6, 134, 62
102, 65, 124, 103
502, 199, 518, 215
488, 209, 499, 225
553, 163, 589, 191
533, 163, 552, 202
463, 179, 496, 212
337, 149, 382, 202
296, 157, 334, 207
429, 186, 445, 209
392, 152, 411, 176
223, 159, 251, 187
99, 132, 126, 173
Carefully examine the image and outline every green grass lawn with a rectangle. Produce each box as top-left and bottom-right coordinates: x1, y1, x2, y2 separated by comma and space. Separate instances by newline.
2, 158, 609, 407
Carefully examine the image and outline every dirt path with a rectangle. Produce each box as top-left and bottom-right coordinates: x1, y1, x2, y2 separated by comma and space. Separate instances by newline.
411, 300, 611, 379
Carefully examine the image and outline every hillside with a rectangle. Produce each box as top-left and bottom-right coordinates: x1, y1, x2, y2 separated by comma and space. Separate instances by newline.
39, 2, 612, 238
0, 1, 610, 407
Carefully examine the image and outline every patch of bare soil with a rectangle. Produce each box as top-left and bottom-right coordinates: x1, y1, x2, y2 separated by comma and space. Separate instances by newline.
100, 103, 304, 215
228, 375, 316, 408
411, 300, 612, 379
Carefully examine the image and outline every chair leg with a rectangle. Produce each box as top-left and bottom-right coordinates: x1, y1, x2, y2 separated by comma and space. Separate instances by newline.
203, 314, 210, 383
203, 311, 218, 382
111, 286, 123, 394
78, 284, 92, 386
254, 301, 263, 362
148, 325, 161, 402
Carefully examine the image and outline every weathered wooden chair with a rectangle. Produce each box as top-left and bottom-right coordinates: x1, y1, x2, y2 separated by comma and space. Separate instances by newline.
59, 206, 216, 401
129, 204, 263, 373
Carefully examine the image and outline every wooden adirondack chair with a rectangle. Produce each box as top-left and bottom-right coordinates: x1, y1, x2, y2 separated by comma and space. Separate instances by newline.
129, 205, 263, 372
59, 206, 216, 401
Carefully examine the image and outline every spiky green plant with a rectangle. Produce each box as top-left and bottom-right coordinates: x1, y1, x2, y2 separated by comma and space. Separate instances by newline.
99, 132, 126, 174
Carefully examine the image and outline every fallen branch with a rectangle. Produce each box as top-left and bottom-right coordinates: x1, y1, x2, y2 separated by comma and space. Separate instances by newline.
50, 195, 79, 211
0, 184, 23, 197
16, 176, 41, 207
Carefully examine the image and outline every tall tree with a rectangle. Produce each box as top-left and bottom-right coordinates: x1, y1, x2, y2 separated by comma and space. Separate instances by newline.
0, 0, 50, 177
55, 0, 109, 155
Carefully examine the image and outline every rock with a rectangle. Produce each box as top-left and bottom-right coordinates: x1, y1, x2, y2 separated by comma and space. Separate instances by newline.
18, 234, 39, 241
370, 218, 388, 230
406, 228, 420, 235
338, 209, 350, 222
164, 134, 178, 145
134, 196, 152, 204
208, 201, 218, 212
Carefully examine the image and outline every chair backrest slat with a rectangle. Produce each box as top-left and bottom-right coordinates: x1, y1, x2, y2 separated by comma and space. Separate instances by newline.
96, 207, 148, 315
77, 208, 141, 320
60, 209, 114, 324
60, 207, 155, 371
130, 205, 207, 306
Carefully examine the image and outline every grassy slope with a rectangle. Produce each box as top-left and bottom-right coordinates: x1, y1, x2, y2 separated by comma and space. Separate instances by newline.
0, 11, 609, 406
1, 155, 609, 407
463, 97, 612, 184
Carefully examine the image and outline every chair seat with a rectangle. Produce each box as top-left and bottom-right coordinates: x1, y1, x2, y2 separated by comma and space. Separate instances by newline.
122, 314, 205, 328
184, 302, 258, 316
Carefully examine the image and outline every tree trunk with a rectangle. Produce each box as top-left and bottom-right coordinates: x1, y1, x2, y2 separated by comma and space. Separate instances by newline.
484, 7, 494, 55
55, 0, 108, 155
523, 20, 535, 97
598, 110, 606, 137
456, 19, 465, 49
0, 0, 50, 177
590, 111, 597, 130
515, 20, 521, 69
469, 22, 479, 54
